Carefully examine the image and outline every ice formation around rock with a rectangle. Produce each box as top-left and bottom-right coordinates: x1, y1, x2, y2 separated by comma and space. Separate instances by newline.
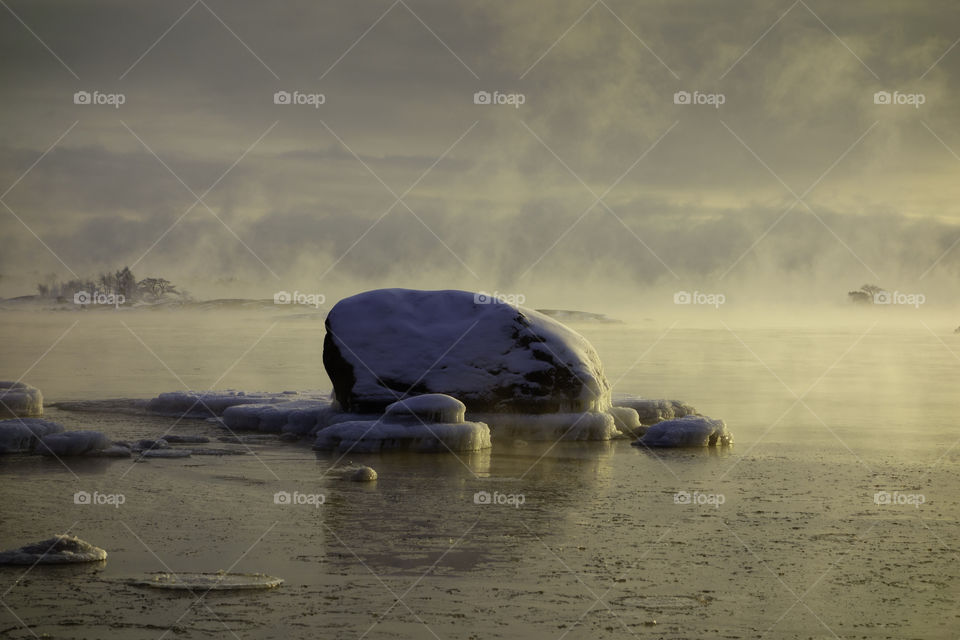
221, 398, 336, 434
613, 394, 697, 426
313, 394, 491, 453
0, 418, 64, 453
633, 415, 732, 448
0, 381, 43, 418
146, 390, 301, 418
470, 411, 620, 441
0, 535, 107, 565
37, 430, 116, 456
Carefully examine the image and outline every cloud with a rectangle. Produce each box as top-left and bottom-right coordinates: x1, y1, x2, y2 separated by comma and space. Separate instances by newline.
1, 0, 958, 306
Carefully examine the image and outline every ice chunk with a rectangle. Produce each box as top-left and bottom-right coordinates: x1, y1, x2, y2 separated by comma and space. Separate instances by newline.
608, 406, 641, 437
472, 411, 620, 441
314, 417, 491, 453
0, 535, 107, 565
349, 466, 378, 482
384, 394, 466, 424
37, 430, 112, 456
323, 289, 612, 414
146, 390, 296, 418
0, 418, 64, 453
633, 415, 732, 448
161, 434, 210, 444
128, 571, 283, 590
613, 394, 696, 425
221, 398, 335, 434
0, 381, 43, 418
139, 449, 191, 458
135, 438, 169, 451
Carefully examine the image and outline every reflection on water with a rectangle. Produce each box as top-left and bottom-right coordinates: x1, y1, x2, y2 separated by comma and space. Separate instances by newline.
1, 311, 958, 638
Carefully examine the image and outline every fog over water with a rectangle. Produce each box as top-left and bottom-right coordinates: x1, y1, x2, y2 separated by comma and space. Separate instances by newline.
2, 1, 960, 638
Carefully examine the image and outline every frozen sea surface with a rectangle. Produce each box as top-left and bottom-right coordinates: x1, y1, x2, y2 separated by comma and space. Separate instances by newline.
0, 311, 959, 638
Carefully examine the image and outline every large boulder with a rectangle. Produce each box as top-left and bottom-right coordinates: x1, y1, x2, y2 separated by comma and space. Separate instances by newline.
322, 289, 612, 414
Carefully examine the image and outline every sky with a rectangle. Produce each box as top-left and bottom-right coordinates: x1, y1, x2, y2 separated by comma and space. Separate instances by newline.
1, 0, 959, 310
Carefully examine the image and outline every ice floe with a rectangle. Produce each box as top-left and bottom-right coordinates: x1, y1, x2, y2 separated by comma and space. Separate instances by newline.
128, 571, 283, 590
146, 390, 302, 418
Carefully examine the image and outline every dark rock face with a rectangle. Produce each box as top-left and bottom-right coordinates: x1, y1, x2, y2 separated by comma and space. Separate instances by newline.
322, 289, 612, 414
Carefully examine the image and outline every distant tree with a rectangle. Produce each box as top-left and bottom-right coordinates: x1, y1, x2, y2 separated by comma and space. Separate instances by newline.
137, 277, 178, 301
848, 284, 885, 304
115, 267, 137, 301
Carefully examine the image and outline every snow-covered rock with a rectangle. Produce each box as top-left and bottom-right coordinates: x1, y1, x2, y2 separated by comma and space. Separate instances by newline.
608, 406, 641, 437
0, 381, 43, 418
0, 535, 107, 564
613, 394, 696, 426
314, 394, 491, 453
37, 430, 113, 456
350, 466, 378, 482
0, 418, 64, 453
322, 289, 611, 414
221, 398, 336, 435
383, 393, 466, 424
632, 415, 732, 448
